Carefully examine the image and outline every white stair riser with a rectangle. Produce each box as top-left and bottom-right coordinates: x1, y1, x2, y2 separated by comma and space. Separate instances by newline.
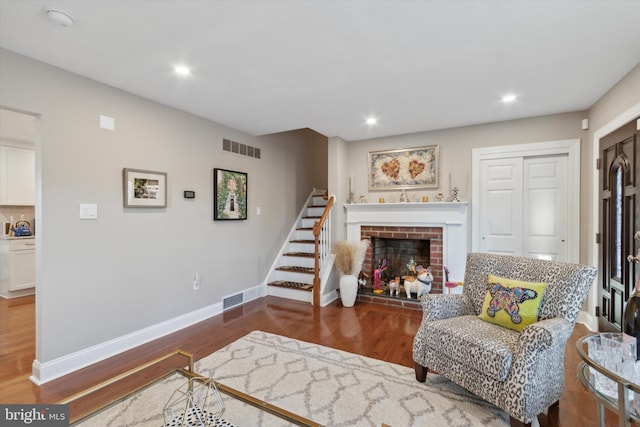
288, 242, 315, 253
275, 270, 314, 284
294, 229, 314, 240
267, 286, 312, 303
311, 196, 327, 206
301, 218, 319, 228
283, 256, 315, 268
306, 206, 325, 216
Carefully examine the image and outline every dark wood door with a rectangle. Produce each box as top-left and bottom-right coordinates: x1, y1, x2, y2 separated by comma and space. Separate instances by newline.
599, 119, 640, 331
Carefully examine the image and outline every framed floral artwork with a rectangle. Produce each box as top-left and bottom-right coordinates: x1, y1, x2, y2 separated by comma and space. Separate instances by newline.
214, 168, 247, 220
368, 145, 439, 190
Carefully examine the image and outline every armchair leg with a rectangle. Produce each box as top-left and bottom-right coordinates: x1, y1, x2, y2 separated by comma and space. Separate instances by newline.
414, 362, 427, 382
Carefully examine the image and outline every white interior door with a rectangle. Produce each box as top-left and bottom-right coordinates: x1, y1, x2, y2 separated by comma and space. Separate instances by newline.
479, 157, 523, 255
473, 139, 579, 263
523, 154, 569, 261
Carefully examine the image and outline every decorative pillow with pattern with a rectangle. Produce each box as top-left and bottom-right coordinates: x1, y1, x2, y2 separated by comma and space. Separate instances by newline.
478, 274, 547, 332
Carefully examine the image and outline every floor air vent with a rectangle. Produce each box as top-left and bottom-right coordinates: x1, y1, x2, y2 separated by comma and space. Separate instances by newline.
223, 292, 244, 310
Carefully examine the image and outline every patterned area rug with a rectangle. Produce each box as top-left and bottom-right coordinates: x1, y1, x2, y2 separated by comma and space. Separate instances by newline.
77, 330, 511, 426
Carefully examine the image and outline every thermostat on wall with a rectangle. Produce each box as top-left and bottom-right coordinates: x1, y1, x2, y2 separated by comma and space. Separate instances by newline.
184, 191, 195, 199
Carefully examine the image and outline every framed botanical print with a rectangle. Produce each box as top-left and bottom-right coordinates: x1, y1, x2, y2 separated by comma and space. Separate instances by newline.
214, 168, 247, 220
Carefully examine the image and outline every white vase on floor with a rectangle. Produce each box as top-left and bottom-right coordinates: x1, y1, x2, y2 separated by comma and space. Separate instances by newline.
340, 274, 358, 307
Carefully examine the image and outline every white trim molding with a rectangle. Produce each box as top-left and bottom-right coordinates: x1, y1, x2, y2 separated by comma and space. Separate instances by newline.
30, 285, 263, 384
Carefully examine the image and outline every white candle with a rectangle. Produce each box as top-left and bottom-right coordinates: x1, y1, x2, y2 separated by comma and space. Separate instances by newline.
350, 173, 354, 192
452, 167, 458, 188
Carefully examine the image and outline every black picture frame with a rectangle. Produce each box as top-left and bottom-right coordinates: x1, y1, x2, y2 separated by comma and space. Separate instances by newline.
213, 168, 247, 220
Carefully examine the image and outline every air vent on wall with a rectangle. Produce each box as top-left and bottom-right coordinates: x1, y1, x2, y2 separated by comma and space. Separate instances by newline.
222, 138, 261, 159
223, 292, 244, 310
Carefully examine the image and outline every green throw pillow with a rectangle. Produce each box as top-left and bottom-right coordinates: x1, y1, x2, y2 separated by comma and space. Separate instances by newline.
478, 274, 547, 332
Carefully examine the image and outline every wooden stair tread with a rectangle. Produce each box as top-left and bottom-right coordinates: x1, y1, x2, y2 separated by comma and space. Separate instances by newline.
276, 266, 314, 274
290, 239, 314, 244
283, 252, 315, 258
268, 281, 313, 291
296, 227, 313, 231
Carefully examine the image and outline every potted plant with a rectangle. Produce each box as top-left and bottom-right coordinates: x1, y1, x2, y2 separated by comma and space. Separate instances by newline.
334, 239, 369, 307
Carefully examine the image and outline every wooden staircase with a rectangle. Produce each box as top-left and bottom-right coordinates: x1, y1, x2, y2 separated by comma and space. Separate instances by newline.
267, 191, 333, 304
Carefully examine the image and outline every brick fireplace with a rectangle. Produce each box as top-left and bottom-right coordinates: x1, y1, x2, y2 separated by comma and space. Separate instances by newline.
344, 201, 469, 298
361, 226, 443, 293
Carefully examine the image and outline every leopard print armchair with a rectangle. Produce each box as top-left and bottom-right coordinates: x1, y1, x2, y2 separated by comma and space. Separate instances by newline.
412, 253, 597, 427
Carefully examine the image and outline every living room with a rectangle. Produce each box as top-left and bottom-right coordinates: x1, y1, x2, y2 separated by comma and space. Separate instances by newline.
1, 1, 639, 426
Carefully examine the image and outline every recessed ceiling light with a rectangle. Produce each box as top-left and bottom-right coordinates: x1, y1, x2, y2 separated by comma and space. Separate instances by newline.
365, 117, 378, 125
43, 7, 75, 27
501, 94, 517, 103
174, 65, 191, 76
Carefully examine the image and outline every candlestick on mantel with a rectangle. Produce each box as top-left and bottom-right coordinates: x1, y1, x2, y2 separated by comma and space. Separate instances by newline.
451, 167, 458, 189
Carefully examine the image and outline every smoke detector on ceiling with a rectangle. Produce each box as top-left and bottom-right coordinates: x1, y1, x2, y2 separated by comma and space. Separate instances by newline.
43, 7, 75, 27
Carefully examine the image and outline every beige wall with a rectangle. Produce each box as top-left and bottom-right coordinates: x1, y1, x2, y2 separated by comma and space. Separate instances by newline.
0, 48, 327, 371
347, 112, 586, 207
340, 111, 588, 249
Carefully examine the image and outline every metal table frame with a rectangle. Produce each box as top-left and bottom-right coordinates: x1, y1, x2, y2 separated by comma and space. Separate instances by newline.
576, 334, 640, 427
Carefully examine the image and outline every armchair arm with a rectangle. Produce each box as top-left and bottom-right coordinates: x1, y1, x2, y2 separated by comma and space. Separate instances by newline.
420, 294, 474, 322
504, 317, 573, 422
516, 317, 573, 354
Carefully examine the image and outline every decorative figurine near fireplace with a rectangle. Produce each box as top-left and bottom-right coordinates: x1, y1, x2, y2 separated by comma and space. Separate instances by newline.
389, 277, 401, 297
373, 259, 387, 294
403, 265, 433, 299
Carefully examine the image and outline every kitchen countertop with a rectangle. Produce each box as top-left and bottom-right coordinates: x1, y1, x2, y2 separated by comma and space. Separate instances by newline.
2, 235, 35, 240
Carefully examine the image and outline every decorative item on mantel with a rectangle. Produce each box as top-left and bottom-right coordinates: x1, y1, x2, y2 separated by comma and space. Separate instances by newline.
347, 173, 355, 204
334, 239, 370, 307
449, 167, 460, 202
450, 186, 460, 202
346, 191, 355, 204
624, 234, 640, 360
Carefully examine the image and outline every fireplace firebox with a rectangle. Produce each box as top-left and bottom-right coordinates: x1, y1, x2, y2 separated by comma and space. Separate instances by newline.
361, 226, 443, 294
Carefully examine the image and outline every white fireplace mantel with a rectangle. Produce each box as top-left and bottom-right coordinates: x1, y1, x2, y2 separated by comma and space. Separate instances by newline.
344, 202, 469, 283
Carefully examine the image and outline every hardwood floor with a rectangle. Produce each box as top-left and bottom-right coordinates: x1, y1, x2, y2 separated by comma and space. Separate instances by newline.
0, 295, 614, 425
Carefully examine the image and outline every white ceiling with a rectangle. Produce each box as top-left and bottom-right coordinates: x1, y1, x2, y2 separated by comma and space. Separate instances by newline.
1, 1, 639, 141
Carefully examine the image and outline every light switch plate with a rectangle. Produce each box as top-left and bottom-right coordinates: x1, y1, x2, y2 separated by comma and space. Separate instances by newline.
79, 203, 98, 219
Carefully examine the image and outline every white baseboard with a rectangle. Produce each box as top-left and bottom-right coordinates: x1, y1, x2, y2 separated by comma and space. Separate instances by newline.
30, 285, 263, 385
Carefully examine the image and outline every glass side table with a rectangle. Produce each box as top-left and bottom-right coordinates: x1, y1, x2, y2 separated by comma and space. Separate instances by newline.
576, 334, 640, 427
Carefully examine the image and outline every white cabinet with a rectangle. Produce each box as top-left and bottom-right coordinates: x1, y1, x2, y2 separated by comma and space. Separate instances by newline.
0, 238, 36, 294
0, 145, 35, 206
